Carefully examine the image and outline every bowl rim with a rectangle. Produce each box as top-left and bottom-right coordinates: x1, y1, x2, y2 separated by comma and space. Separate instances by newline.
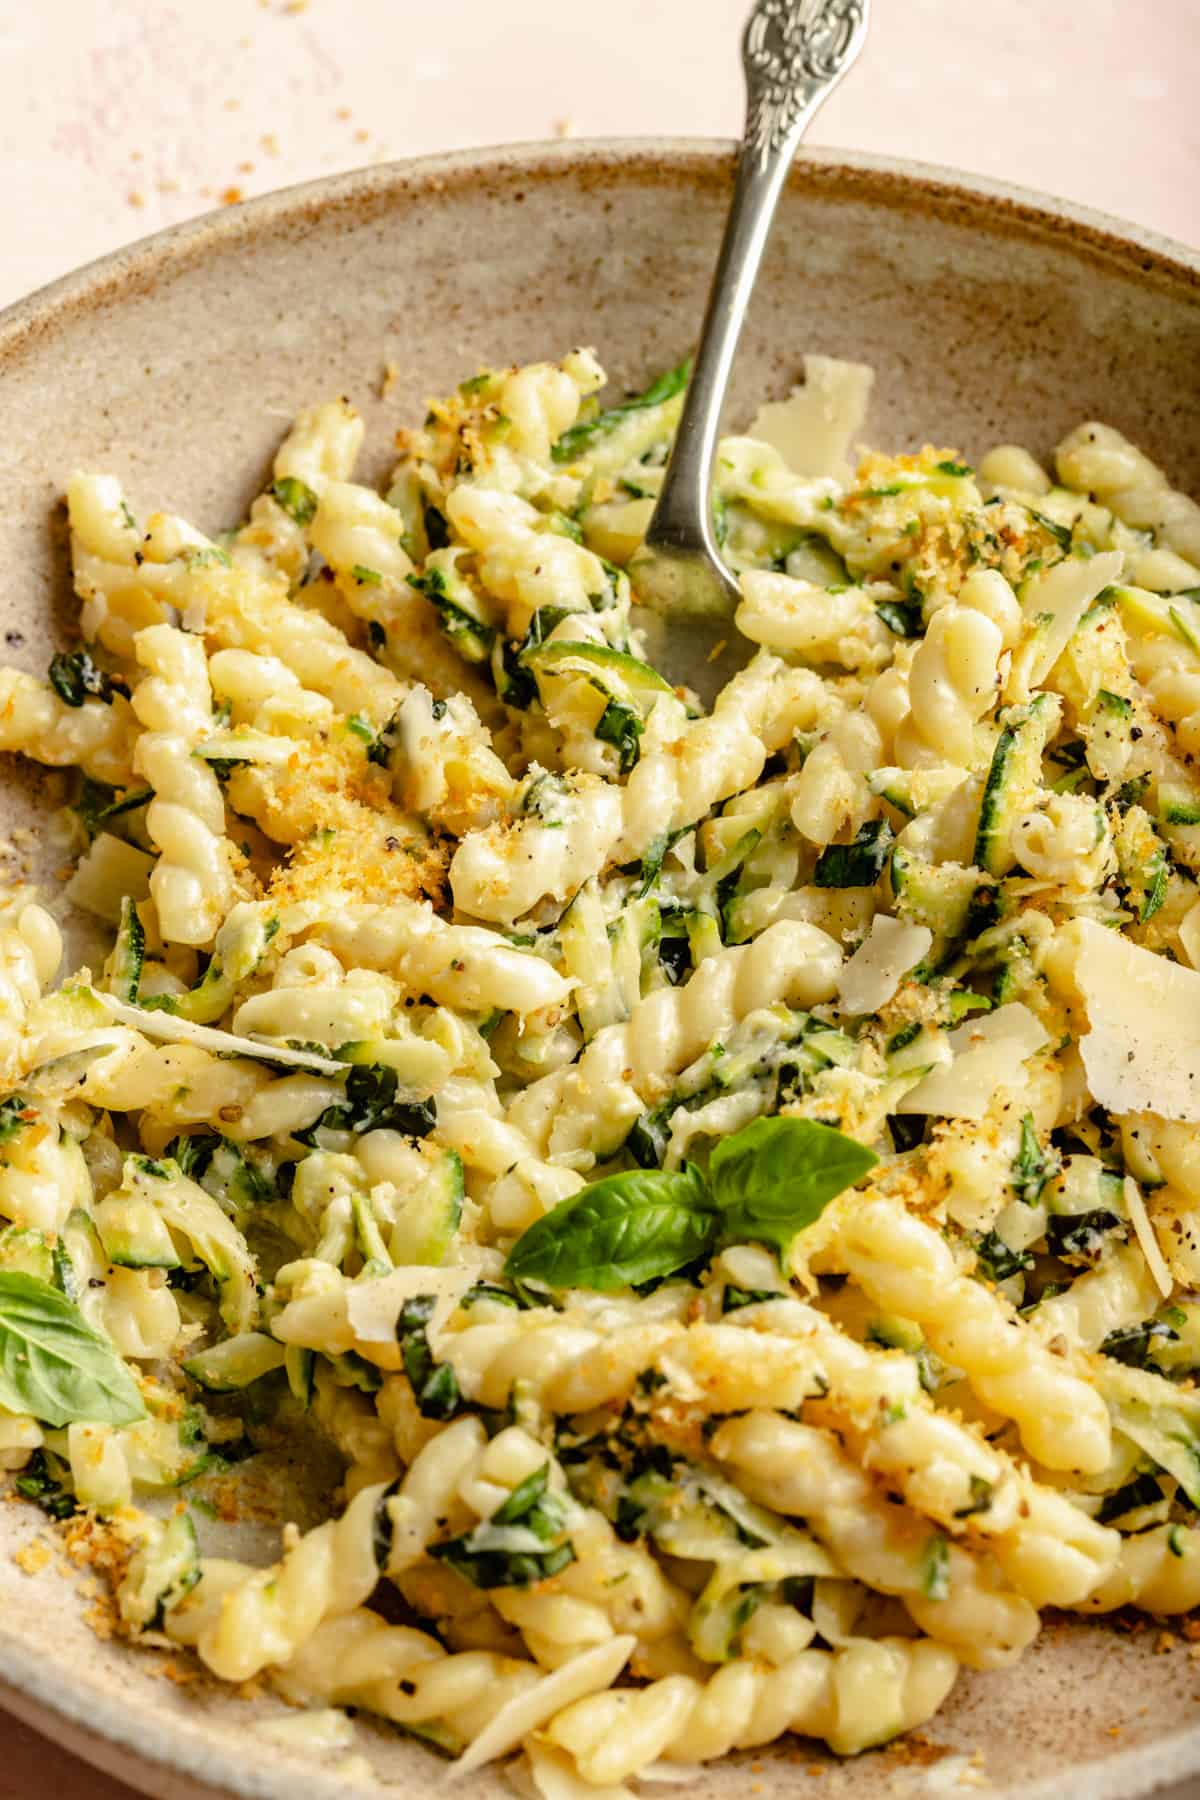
1, 135, 1199, 1800
0, 136, 1196, 361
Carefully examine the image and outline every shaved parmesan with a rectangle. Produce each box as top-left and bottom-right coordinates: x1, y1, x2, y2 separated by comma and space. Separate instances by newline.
346, 1263, 484, 1346
64, 834, 154, 924
1071, 919, 1200, 1122
1124, 1176, 1173, 1300
837, 915, 933, 1016
898, 1003, 1049, 1119
91, 991, 346, 1074
1008, 550, 1123, 697
747, 355, 874, 481
446, 1635, 635, 1780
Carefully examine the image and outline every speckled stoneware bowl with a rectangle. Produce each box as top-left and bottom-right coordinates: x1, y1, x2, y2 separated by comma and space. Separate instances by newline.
1, 141, 1199, 1800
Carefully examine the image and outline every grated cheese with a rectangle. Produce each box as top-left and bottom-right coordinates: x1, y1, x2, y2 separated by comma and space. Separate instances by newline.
1124, 1175, 1173, 1300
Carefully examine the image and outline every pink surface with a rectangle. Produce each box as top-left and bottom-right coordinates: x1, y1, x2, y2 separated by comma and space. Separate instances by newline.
1, 0, 1197, 314
0, 1, 1196, 1795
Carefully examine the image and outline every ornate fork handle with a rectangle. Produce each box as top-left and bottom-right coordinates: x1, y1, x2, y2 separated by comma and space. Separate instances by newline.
745, 0, 869, 165
639, 0, 870, 630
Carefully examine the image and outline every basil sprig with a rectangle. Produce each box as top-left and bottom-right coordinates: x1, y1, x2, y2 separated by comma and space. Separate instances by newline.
505, 1117, 876, 1292
0, 1272, 146, 1427
707, 1116, 877, 1256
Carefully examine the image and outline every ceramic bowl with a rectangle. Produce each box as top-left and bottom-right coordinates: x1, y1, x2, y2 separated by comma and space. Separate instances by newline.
1, 140, 1199, 1800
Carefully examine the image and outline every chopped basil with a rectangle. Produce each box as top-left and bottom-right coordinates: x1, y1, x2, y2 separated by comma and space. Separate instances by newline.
1030, 509, 1073, 553
1096, 1472, 1163, 1525
813, 820, 893, 889
874, 597, 922, 639
1045, 1209, 1123, 1264
294, 1066, 435, 1148
13, 1448, 77, 1520
423, 505, 450, 550
1099, 1318, 1180, 1370
0, 1095, 34, 1144
722, 1285, 784, 1314
397, 1295, 463, 1421
974, 1231, 1034, 1283
594, 697, 643, 774
1011, 1114, 1058, 1205
920, 1532, 950, 1600
430, 1462, 575, 1588
48, 651, 129, 708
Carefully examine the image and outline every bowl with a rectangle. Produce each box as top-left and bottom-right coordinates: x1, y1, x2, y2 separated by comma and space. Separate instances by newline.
1, 139, 1199, 1800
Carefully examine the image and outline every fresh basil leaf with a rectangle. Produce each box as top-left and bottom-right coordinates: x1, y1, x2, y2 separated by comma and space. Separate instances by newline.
709, 1117, 877, 1257
505, 1165, 716, 1292
0, 1271, 146, 1426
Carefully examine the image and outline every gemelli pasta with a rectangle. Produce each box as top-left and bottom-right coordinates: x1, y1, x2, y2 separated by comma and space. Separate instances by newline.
3, 345, 1200, 1791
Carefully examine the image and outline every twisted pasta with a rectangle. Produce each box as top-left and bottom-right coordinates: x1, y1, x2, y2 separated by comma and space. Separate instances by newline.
504, 919, 842, 1163
711, 1411, 1038, 1669
449, 652, 825, 924
714, 1300, 1119, 1607
1075, 1524, 1200, 1615
0, 670, 139, 786
7, 349, 1200, 1783
545, 1636, 959, 1772
893, 601, 1003, 768
833, 1193, 1112, 1472
130, 624, 241, 946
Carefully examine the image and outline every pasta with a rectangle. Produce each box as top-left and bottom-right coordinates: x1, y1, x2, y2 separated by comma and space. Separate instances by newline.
2, 346, 1198, 1790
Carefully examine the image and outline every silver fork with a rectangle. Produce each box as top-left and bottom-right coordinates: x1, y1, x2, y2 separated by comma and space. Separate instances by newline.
630, 0, 870, 706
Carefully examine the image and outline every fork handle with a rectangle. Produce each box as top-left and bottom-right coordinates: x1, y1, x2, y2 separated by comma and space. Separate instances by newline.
644, 0, 870, 565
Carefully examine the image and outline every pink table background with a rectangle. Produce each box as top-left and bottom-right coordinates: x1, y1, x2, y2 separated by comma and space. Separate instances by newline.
0, 0, 1197, 1793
